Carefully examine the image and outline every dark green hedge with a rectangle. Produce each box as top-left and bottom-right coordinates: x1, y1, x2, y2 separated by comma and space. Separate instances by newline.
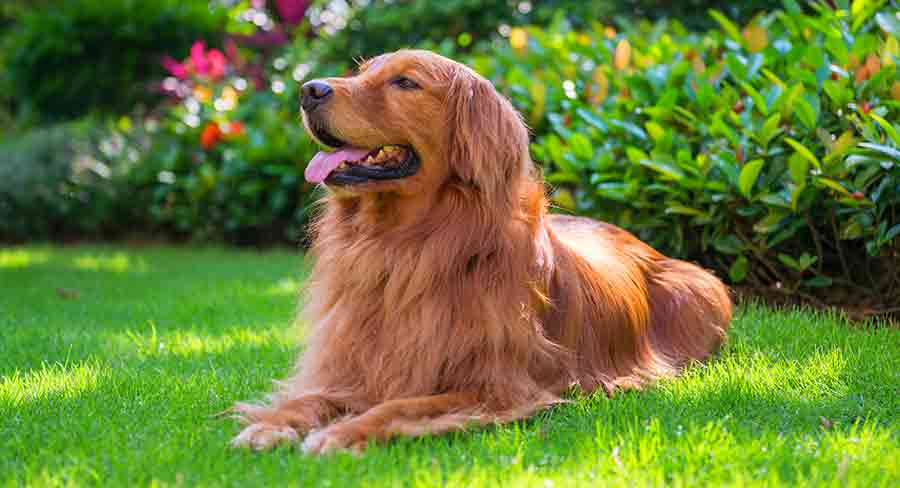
1, 0, 226, 123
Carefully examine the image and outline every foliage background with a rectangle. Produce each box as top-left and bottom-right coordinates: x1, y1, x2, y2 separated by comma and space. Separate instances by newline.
1, 0, 899, 311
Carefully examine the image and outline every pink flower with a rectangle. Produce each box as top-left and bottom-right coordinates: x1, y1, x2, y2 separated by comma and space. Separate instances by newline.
191, 41, 210, 76
161, 56, 187, 79
276, 0, 309, 26
207, 49, 227, 80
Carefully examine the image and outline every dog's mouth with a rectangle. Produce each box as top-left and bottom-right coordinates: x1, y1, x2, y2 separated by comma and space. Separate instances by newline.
304, 129, 420, 186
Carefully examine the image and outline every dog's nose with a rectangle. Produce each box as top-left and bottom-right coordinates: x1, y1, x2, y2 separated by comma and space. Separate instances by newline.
301, 80, 333, 111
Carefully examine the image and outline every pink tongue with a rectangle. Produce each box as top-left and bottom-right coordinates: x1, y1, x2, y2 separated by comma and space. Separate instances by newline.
304, 147, 371, 183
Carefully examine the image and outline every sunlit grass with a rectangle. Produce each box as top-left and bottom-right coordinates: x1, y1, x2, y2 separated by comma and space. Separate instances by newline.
0, 249, 49, 269
0, 245, 897, 487
71, 253, 148, 273
265, 276, 303, 296
111, 323, 296, 358
1, 361, 104, 406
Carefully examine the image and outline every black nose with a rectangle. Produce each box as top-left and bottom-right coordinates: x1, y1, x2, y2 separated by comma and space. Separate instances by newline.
301, 80, 333, 111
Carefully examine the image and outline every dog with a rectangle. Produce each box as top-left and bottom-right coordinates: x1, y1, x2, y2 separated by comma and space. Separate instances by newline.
230, 50, 732, 454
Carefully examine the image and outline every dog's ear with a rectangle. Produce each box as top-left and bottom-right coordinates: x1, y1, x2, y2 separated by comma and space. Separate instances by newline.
446, 69, 530, 197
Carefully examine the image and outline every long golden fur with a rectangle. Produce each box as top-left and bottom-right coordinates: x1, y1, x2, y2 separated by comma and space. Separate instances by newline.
230, 50, 732, 454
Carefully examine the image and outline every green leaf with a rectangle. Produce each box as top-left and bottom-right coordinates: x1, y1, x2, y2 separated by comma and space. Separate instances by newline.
568, 133, 593, 160
725, 53, 748, 81
543, 134, 576, 174
762, 68, 787, 90
875, 11, 900, 38
822, 80, 852, 108
794, 98, 817, 131
740, 82, 768, 116
789, 153, 809, 184
665, 205, 705, 217
859, 142, 900, 161
783, 0, 801, 14
779, 83, 805, 118
738, 159, 764, 198
841, 220, 864, 240
804, 276, 833, 288
713, 235, 745, 255
645, 121, 666, 142
709, 9, 743, 45
754, 211, 786, 234
595, 182, 630, 202
637, 159, 686, 181
759, 113, 783, 148
711, 114, 739, 146
609, 119, 648, 141
825, 131, 857, 165
759, 193, 791, 208
729, 256, 749, 283
790, 185, 806, 212
552, 189, 576, 210
778, 253, 801, 271
576, 108, 607, 132
884, 224, 900, 243
870, 114, 900, 146
784, 137, 822, 169
817, 177, 852, 196
626, 147, 650, 164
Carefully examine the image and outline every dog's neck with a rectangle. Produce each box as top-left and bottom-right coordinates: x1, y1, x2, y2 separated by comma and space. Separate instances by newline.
318, 176, 546, 238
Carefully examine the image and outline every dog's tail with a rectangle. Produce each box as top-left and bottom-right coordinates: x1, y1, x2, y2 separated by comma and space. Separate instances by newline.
645, 258, 732, 369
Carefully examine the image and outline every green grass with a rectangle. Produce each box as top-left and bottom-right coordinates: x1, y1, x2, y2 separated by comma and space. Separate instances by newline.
1, 245, 898, 487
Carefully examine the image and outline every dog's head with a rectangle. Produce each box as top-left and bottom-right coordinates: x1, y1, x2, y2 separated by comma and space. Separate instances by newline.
301, 50, 530, 200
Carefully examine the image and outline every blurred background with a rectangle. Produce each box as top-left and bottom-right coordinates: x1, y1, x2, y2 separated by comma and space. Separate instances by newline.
0, 0, 898, 311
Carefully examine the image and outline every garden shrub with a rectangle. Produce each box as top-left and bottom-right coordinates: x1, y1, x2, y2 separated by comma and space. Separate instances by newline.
0, 121, 124, 242
312, 0, 781, 64
467, 0, 900, 308
97, 38, 330, 245
0, 0, 227, 123
5, 0, 899, 311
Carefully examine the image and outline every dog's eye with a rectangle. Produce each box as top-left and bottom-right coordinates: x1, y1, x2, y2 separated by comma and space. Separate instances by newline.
390, 76, 420, 90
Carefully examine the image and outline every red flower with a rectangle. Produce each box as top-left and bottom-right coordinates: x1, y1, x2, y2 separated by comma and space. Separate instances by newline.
229, 121, 244, 136
200, 123, 222, 150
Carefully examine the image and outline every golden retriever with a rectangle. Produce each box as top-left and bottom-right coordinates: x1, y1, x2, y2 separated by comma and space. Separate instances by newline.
230, 49, 732, 454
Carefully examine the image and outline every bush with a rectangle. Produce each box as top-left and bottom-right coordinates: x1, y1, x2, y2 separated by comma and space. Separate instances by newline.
467, 1, 900, 307
0, 122, 124, 241
1, 0, 227, 123
94, 38, 333, 245
118, 90, 321, 245
312, 0, 780, 63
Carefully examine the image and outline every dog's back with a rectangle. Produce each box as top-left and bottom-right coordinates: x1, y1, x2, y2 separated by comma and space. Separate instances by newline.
542, 215, 731, 394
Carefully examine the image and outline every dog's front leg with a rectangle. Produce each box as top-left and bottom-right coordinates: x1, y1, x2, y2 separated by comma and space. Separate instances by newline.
300, 392, 482, 454
302, 390, 560, 455
230, 393, 345, 450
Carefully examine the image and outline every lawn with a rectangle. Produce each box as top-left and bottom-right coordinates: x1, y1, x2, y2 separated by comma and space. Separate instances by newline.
1, 245, 898, 487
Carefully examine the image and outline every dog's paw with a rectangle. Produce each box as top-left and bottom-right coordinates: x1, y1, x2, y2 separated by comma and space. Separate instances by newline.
230, 423, 299, 451
301, 425, 367, 455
